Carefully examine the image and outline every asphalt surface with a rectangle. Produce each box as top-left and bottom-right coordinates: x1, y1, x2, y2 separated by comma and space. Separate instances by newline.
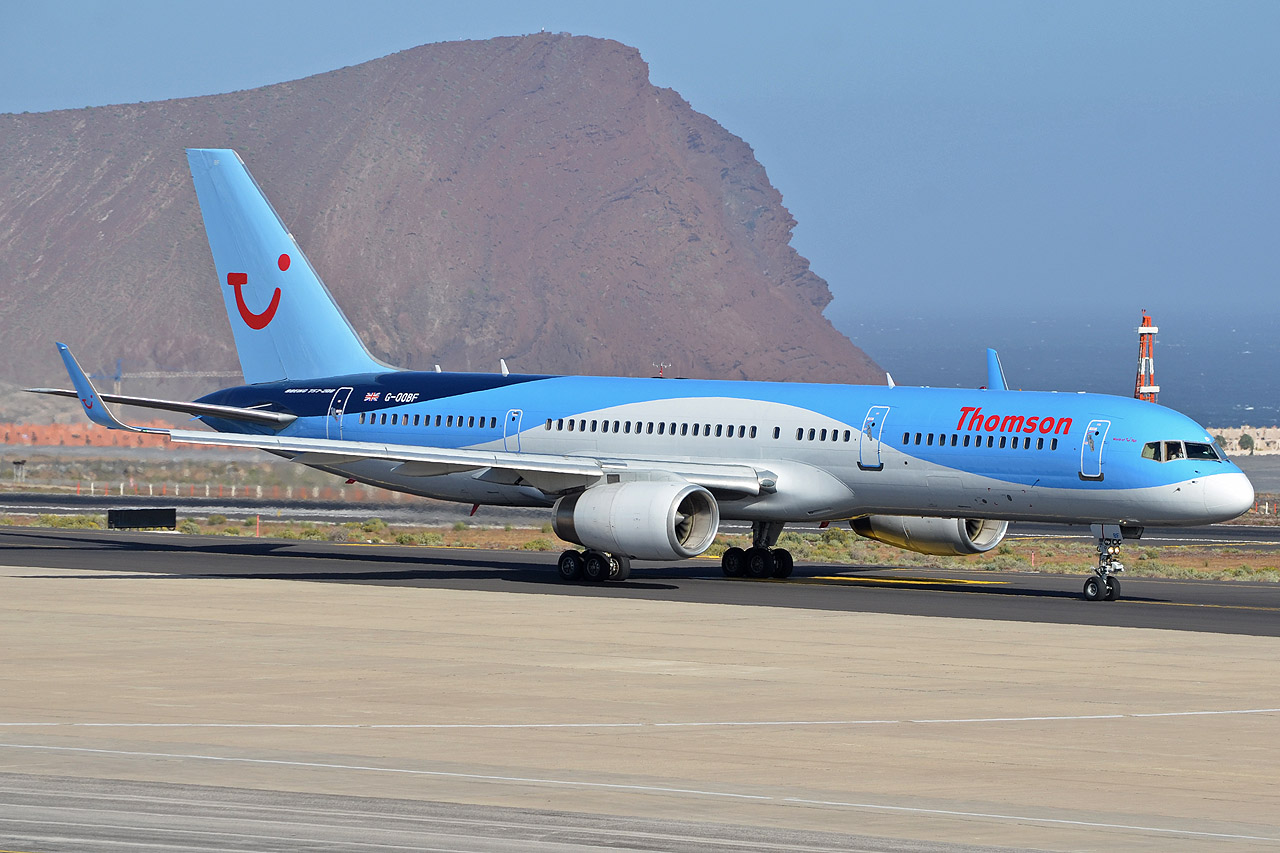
2, 526, 1277, 636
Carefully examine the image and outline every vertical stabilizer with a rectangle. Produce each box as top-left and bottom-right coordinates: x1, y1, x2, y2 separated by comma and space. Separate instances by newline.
186, 149, 388, 384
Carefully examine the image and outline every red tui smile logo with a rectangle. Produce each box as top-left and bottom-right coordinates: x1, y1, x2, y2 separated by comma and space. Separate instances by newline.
225, 255, 287, 330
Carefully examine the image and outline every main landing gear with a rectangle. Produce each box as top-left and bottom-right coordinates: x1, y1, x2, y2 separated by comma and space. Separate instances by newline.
557, 549, 630, 583
722, 521, 794, 579
1083, 523, 1125, 602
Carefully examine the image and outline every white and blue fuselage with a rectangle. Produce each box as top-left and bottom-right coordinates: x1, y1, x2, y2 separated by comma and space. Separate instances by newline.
199, 372, 1253, 528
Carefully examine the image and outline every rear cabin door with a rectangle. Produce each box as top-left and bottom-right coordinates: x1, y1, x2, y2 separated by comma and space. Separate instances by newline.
1079, 419, 1110, 480
858, 405, 891, 471
326, 387, 353, 439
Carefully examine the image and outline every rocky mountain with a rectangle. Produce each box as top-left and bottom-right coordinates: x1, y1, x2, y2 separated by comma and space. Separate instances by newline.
0, 33, 881, 418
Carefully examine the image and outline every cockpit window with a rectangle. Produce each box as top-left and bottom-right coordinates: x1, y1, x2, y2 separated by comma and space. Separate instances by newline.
1143, 440, 1222, 462
1185, 442, 1221, 461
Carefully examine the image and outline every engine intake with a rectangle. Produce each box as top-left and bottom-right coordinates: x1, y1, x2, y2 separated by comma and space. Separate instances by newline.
553, 481, 720, 561
850, 515, 1008, 556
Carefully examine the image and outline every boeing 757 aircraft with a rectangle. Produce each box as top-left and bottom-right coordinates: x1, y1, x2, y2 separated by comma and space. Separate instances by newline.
31, 149, 1255, 600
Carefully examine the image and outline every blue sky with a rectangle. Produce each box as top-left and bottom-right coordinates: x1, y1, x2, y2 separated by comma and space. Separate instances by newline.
6, 1, 1279, 413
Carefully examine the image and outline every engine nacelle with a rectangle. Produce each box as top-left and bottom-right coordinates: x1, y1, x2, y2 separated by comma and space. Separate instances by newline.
850, 515, 1008, 556
553, 481, 720, 561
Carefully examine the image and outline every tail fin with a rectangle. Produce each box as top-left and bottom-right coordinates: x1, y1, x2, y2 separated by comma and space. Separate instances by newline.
186, 149, 387, 384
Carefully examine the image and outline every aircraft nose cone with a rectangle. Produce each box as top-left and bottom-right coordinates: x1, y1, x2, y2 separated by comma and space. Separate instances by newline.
1204, 471, 1255, 519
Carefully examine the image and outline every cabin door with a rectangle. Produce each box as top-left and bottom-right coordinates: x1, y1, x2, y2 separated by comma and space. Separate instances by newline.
858, 405, 891, 471
504, 409, 523, 452
326, 387, 353, 439
1079, 419, 1110, 480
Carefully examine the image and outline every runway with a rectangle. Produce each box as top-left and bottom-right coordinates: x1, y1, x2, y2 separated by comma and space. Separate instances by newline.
1, 527, 1278, 851
1, 527, 1278, 636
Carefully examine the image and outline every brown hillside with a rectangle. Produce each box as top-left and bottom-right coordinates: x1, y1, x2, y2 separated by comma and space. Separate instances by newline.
0, 33, 881, 409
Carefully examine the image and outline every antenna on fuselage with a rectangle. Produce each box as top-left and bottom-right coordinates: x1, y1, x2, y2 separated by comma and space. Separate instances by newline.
434, 364, 442, 373
500, 359, 509, 377
886, 373, 896, 388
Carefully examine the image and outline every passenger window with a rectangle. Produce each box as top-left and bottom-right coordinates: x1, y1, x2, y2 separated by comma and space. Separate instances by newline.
556, 418, 564, 430
414, 415, 421, 426
986, 436, 994, 448
567, 419, 574, 432
490, 417, 497, 429
359, 413, 366, 424
739, 425, 746, 438
797, 428, 805, 440
658, 422, 665, 435
927, 433, 934, 446
381, 413, 387, 425
821, 429, 828, 441
468, 416, 475, 428
774, 427, 781, 439
963, 435, 971, 447
682, 424, 689, 436
998, 436, 1006, 448
844, 430, 851, 442
647, 423, 654, 434
750, 426, 757, 439
1037, 437, 1044, 450
1023, 437, 1031, 449
1165, 441, 1186, 460
903, 432, 910, 445
1051, 438, 1058, 450
808, 429, 816, 441
435, 415, 442, 427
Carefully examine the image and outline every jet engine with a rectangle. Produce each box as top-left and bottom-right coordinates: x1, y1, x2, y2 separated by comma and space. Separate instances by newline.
553, 481, 720, 561
850, 515, 1008, 556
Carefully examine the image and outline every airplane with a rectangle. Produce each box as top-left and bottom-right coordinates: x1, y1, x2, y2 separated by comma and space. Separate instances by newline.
30, 148, 1255, 601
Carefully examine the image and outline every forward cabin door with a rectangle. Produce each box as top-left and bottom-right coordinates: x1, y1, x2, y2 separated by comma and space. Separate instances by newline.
504, 409, 523, 452
326, 387, 353, 439
858, 405, 891, 471
1079, 419, 1110, 480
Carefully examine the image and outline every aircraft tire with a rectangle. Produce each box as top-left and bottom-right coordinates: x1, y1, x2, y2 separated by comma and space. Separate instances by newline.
557, 550, 584, 582
745, 547, 775, 579
583, 551, 611, 583
771, 549, 794, 579
1083, 576, 1105, 601
722, 547, 746, 577
608, 556, 631, 582
1104, 576, 1120, 601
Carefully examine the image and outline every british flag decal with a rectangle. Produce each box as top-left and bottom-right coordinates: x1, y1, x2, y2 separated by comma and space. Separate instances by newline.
364, 392, 380, 402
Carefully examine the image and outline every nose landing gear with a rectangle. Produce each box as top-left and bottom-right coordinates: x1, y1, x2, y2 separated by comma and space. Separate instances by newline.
1083, 523, 1125, 601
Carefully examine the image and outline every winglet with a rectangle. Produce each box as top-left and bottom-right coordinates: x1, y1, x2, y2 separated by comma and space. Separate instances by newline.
54, 343, 168, 434
986, 348, 1008, 391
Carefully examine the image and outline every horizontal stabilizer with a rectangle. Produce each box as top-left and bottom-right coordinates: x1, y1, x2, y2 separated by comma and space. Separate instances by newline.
26, 388, 296, 428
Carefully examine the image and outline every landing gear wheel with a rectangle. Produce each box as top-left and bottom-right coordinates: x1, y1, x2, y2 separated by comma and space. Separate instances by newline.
608, 556, 631, 582
1104, 575, 1120, 601
745, 547, 775, 579
557, 550, 584, 582
583, 551, 611, 583
722, 547, 746, 577
1083, 575, 1105, 602
771, 548, 794, 579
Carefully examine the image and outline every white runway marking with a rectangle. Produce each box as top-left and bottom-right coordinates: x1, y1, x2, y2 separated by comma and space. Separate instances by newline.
1, 706, 1276, 730
0, 741, 1273, 843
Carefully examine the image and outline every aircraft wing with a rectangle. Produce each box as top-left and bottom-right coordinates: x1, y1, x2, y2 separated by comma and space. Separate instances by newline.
164, 429, 769, 496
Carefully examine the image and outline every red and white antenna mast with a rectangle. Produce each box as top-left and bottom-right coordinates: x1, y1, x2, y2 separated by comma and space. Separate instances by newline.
1134, 312, 1159, 402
